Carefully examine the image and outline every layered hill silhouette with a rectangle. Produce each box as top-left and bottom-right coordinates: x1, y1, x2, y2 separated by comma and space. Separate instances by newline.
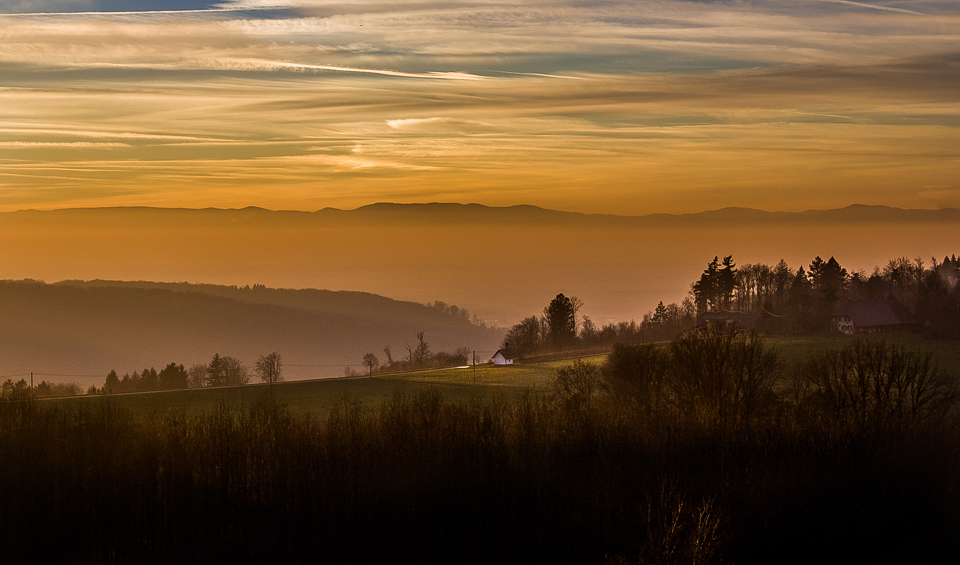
2, 202, 959, 350
0, 279, 502, 383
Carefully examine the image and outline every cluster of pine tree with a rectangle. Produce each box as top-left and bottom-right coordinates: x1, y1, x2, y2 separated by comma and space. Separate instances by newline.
688, 254, 960, 336
505, 254, 960, 358
102, 363, 189, 393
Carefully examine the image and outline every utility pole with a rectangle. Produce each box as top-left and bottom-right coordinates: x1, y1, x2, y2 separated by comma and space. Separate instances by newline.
472, 351, 477, 386
30, 372, 33, 399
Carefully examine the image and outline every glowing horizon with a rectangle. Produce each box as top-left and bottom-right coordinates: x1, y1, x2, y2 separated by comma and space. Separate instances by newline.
1, 0, 958, 215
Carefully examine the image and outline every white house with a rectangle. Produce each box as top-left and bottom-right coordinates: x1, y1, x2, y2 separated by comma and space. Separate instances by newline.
491, 348, 515, 366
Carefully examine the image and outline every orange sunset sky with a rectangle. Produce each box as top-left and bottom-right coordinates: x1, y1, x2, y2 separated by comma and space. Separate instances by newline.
1, 0, 959, 215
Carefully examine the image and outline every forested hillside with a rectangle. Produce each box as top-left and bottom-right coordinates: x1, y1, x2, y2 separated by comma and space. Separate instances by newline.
0, 280, 503, 382
503, 254, 960, 357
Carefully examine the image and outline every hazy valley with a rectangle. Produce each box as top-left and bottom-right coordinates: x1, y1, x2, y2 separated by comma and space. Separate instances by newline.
3, 203, 959, 329
0, 279, 501, 382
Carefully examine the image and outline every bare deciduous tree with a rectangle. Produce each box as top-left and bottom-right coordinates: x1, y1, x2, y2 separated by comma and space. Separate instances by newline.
255, 351, 283, 385
414, 331, 430, 367
405, 331, 431, 368
362, 352, 379, 376
223, 356, 249, 386
552, 359, 602, 410
187, 364, 206, 388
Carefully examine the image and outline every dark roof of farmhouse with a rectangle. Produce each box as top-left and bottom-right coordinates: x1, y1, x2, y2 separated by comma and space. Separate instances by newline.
494, 348, 514, 359
697, 310, 762, 328
834, 299, 916, 327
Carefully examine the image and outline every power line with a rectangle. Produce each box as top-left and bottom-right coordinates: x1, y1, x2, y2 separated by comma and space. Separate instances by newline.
33, 373, 105, 379
759, 306, 790, 318
286, 363, 364, 368
9, 354, 506, 381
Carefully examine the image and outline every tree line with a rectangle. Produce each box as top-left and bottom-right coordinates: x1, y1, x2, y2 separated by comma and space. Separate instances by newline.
504, 292, 685, 357
2, 326, 956, 563
504, 253, 960, 357
2, 379, 85, 400
426, 300, 485, 326
689, 253, 960, 336
1, 379, 79, 400
563, 325, 956, 431
99, 351, 283, 394
359, 331, 473, 376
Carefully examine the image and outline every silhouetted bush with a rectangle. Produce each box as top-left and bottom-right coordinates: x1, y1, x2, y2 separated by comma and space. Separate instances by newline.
602, 325, 781, 425
33, 380, 81, 398
792, 338, 958, 431
1, 332, 958, 565
602, 342, 669, 415
552, 359, 603, 411
668, 325, 782, 425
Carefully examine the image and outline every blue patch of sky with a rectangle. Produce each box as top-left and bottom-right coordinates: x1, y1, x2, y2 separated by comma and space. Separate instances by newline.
0, 1, 308, 14
0, 1, 301, 18
1, 1, 221, 13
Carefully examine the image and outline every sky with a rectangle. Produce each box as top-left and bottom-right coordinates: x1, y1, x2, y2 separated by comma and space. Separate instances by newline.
1, 0, 959, 215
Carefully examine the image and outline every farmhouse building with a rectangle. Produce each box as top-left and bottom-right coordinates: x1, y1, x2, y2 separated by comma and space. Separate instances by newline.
491, 347, 514, 366
696, 310, 762, 330
832, 299, 916, 334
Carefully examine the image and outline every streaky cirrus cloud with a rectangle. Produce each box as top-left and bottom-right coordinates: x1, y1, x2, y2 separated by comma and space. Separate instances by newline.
1, 0, 959, 213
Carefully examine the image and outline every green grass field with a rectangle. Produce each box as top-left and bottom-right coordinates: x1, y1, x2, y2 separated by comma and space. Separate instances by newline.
46, 354, 609, 418
42, 335, 960, 420
767, 333, 960, 374
12, 337, 958, 564
380, 354, 608, 388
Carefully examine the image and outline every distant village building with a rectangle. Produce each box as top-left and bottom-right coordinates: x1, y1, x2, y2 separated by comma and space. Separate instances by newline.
832, 299, 916, 334
491, 347, 515, 366
696, 310, 762, 330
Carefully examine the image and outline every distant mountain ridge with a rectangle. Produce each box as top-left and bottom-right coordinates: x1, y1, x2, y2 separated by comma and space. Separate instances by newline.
3, 201, 958, 340
6, 202, 959, 226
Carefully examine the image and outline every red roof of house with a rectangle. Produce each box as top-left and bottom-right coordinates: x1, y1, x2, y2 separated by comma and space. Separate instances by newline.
833, 299, 916, 328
